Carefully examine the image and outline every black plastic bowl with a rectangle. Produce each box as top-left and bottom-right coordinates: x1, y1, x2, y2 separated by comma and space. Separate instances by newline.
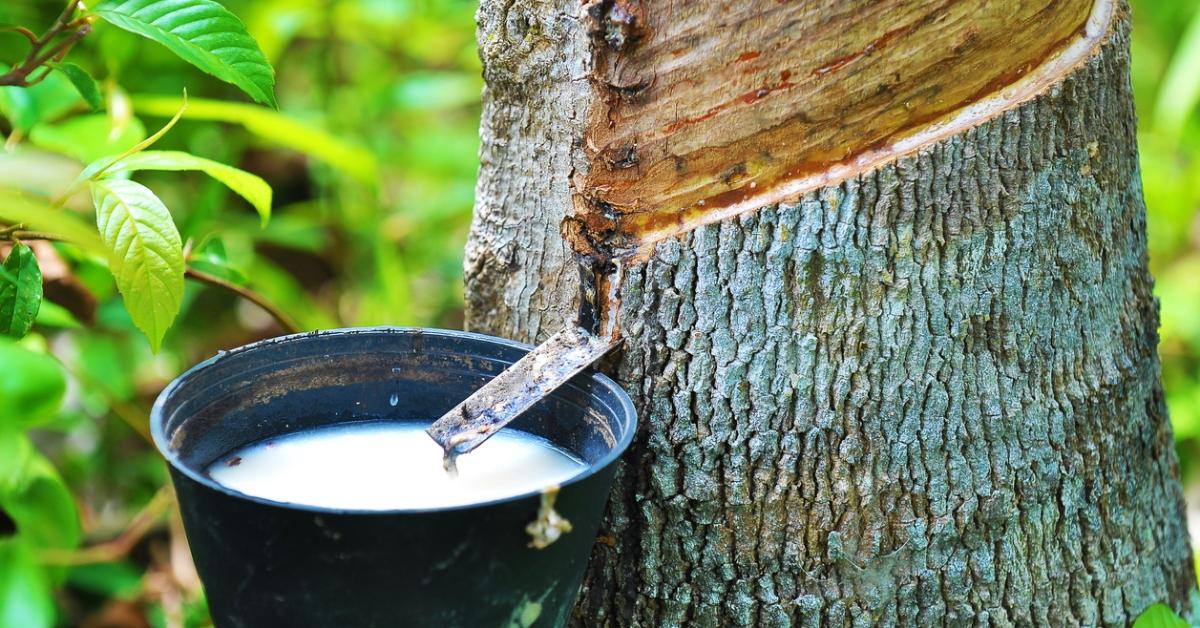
151, 328, 636, 628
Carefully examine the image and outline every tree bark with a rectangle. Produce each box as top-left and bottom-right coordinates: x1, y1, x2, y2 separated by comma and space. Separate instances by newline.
465, 1, 1196, 625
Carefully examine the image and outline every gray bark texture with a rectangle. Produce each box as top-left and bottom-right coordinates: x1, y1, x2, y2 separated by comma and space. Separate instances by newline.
464, 3, 1196, 626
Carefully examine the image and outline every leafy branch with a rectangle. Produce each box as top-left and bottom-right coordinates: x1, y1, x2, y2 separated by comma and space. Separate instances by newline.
0, 1, 288, 622
3, 0, 277, 106
0, 227, 299, 335
0, 0, 91, 88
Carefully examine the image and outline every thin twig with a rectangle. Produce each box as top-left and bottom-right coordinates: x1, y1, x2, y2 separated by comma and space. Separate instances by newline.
0, 0, 88, 88
1, 228, 301, 335
39, 486, 173, 566
185, 266, 301, 334
22, 66, 54, 87
0, 25, 39, 44
29, 24, 89, 69
56, 90, 188, 204
0, 230, 70, 243
46, 0, 83, 44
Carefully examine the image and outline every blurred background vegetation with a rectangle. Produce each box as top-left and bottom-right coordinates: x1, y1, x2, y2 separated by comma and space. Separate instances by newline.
1134, 0, 1200, 552
0, 0, 1197, 626
1, 0, 480, 625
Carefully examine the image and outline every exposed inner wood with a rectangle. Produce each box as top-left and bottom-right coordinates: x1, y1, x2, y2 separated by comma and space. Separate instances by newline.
570, 0, 1113, 259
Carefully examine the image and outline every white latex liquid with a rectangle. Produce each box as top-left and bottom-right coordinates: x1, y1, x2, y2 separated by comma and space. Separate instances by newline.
207, 422, 585, 510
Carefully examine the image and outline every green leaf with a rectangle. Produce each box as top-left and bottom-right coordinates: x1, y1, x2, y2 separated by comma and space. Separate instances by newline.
67, 561, 144, 598
187, 258, 245, 285
29, 113, 147, 164
0, 243, 43, 339
0, 426, 33, 491
90, 179, 185, 351
1133, 604, 1189, 628
0, 71, 81, 132
33, 300, 82, 330
94, 0, 277, 108
0, 430, 80, 626
0, 542, 54, 628
52, 62, 103, 111
6, 467, 80, 554
0, 189, 107, 256
189, 237, 247, 284
0, 432, 81, 552
86, 150, 272, 225
132, 95, 378, 184
0, 340, 66, 428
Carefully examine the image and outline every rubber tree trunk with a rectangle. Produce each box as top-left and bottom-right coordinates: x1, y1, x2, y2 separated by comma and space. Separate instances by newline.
464, 1, 1196, 625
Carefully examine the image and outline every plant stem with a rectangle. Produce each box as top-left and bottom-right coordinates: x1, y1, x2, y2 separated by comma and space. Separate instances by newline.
29, 24, 91, 69
185, 266, 301, 334
0, 0, 88, 88
0, 228, 302, 335
0, 26, 38, 44
0, 229, 69, 243
45, 0, 83, 44
39, 486, 173, 566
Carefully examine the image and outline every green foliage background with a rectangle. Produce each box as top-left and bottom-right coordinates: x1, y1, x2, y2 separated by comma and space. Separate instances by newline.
0, 0, 1197, 625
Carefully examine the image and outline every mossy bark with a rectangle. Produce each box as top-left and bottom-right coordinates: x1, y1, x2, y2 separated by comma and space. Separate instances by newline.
465, 2, 1195, 625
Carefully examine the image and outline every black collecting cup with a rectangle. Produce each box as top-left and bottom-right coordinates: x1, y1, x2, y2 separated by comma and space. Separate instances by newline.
151, 328, 636, 628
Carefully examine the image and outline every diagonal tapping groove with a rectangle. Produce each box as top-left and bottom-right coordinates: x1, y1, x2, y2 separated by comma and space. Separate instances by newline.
567, 0, 1113, 262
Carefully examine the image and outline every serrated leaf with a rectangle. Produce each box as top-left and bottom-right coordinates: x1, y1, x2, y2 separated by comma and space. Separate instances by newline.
0, 243, 43, 339
1133, 604, 1189, 628
85, 150, 271, 225
94, 0, 276, 107
132, 95, 378, 184
0, 340, 66, 428
90, 179, 184, 351
52, 62, 102, 111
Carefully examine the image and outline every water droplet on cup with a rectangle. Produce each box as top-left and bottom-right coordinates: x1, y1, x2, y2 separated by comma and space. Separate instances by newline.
389, 392, 399, 407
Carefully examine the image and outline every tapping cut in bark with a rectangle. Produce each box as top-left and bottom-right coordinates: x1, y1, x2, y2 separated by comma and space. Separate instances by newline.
568, 0, 1112, 260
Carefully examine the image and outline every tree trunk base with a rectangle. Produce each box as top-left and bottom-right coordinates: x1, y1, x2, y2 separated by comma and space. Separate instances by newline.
466, 2, 1196, 625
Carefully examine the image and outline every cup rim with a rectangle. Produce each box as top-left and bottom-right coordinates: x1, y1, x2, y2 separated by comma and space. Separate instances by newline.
150, 326, 637, 515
